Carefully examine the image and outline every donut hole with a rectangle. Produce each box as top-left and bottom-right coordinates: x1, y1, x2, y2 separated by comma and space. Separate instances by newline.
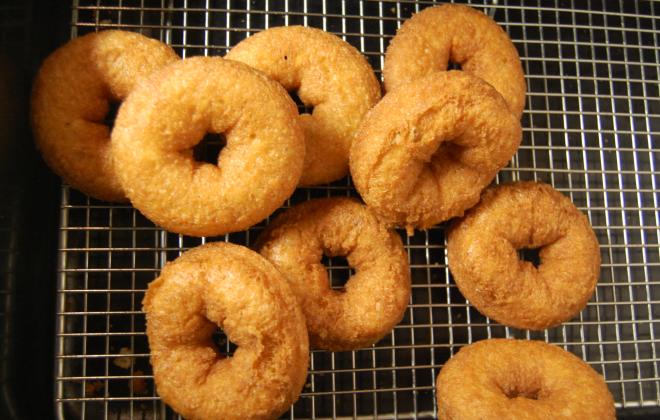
502, 385, 541, 401
211, 326, 237, 357
192, 132, 227, 165
519, 247, 542, 268
102, 100, 121, 129
289, 90, 314, 115
322, 254, 355, 292
447, 61, 463, 71
432, 141, 465, 161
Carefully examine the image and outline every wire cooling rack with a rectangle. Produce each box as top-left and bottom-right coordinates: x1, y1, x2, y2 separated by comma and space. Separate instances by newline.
55, 0, 660, 418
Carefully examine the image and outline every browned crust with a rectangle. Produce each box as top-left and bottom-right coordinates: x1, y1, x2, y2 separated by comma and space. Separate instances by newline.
143, 242, 309, 420
384, 3, 526, 118
436, 339, 615, 420
255, 197, 411, 351
350, 71, 521, 231
31, 30, 179, 202
227, 26, 381, 186
447, 182, 601, 330
111, 56, 305, 236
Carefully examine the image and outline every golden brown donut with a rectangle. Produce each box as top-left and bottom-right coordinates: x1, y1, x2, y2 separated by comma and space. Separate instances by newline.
447, 182, 601, 330
255, 197, 411, 351
436, 339, 615, 419
31, 30, 179, 202
349, 71, 521, 232
226, 26, 381, 186
383, 3, 526, 118
143, 242, 309, 420
111, 56, 305, 237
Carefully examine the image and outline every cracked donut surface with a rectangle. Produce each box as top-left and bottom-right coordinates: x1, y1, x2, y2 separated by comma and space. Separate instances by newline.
350, 71, 521, 231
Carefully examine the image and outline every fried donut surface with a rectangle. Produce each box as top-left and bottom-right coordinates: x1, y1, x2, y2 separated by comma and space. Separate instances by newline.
112, 56, 305, 236
447, 182, 601, 330
31, 30, 178, 202
383, 3, 525, 118
436, 339, 615, 419
350, 71, 521, 232
226, 26, 381, 186
143, 242, 309, 420
255, 197, 411, 351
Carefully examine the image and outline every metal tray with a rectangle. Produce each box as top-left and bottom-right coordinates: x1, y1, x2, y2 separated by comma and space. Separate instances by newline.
56, 0, 660, 418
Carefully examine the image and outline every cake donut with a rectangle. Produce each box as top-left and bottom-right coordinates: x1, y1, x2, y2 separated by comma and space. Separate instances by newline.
31, 30, 179, 202
143, 242, 309, 420
111, 56, 305, 237
350, 71, 521, 232
436, 339, 615, 419
447, 182, 601, 330
255, 197, 411, 351
227, 26, 381, 186
383, 3, 526, 118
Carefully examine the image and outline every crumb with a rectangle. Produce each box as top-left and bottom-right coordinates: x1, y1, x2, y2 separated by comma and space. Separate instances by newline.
113, 347, 133, 369
390, 6, 396, 14
85, 380, 104, 397
132, 370, 148, 394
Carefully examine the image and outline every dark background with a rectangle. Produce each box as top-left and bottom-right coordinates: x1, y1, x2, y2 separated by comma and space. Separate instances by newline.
0, 0, 66, 418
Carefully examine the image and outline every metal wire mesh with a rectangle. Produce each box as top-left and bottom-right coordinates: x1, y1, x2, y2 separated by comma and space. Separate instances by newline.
56, 0, 660, 418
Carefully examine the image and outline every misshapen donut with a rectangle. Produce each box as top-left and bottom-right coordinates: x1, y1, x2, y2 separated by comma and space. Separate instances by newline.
143, 242, 309, 420
112, 56, 305, 237
227, 26, 381, 186
447, 182, 601, 330
31, 30, 179, 202
436, 339, 615, 419
384, 3, 526, 118
350, 71, 521, 232
255, 197, 410, 351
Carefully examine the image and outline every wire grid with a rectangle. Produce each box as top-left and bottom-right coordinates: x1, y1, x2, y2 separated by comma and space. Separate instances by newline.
55, 0, 660, 418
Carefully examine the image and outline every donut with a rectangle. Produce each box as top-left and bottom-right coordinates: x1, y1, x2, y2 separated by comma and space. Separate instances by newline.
31, 30, 179, 202
447, 182, 601, 330
436, 339, 615, 419
383, 3, 526, 118
143, 242, 309, 420
255, 197, 411, 351
226, 26, 381, 186
349, 71, 521, 232
111, 56, 305, 237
